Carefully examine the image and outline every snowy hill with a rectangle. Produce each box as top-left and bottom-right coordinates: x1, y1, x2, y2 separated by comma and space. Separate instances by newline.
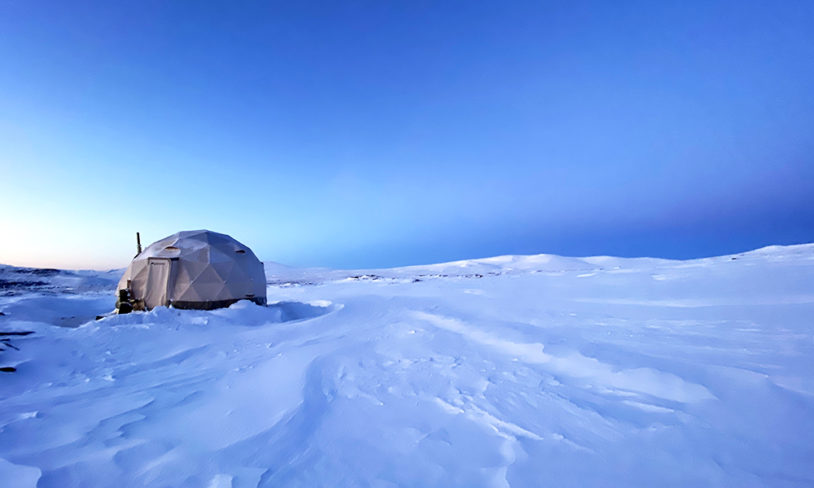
1, 245, 814, 487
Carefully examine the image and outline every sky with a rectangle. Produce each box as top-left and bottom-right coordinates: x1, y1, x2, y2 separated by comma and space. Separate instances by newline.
1, 0, 813, 269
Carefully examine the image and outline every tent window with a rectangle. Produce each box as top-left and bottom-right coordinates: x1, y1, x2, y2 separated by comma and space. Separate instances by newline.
165, 246, 179, 251
235, 249, 246, 254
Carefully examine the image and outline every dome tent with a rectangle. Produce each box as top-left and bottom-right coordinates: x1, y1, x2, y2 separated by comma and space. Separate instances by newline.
116, 230, 267, 312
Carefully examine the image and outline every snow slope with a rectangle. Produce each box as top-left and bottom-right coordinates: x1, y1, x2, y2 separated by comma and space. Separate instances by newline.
1, 245, 813, 487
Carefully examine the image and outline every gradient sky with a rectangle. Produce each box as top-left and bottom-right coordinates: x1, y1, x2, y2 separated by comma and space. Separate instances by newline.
1, 1, 813, 269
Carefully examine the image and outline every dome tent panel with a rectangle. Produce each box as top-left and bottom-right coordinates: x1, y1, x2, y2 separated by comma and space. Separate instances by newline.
207, 260, 234, 284
182, 246, 210, 264
171, 262, 195, 294
185, 267, 227, 300
208, 247, 237, 264
172, 260, 214, 302
117, 230, 267, 312
222, 262, 249, 289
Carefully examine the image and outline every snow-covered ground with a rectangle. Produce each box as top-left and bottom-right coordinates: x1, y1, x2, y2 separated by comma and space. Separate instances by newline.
1, 245, 813, 487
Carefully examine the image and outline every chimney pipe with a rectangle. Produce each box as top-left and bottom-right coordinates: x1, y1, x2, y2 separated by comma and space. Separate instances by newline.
136, 232, 142, 256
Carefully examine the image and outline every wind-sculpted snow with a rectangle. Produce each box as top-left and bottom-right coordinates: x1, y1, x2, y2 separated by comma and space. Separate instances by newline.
0, 265, 121, 296
1, 245, 814, 487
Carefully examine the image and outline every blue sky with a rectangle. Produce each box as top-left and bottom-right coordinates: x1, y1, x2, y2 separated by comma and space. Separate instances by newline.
1, 1, 813, 269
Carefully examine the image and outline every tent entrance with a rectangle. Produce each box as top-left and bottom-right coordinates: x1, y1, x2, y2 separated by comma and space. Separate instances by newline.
145, 258, 176, 308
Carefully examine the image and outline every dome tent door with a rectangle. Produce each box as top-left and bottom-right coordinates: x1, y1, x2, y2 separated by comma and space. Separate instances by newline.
144, 258, 176, 308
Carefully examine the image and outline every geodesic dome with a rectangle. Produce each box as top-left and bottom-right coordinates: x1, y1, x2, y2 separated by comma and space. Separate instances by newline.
117, 230, 267, 311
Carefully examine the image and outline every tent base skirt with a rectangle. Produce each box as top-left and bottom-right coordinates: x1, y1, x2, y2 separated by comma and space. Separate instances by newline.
170, 297, 267, 310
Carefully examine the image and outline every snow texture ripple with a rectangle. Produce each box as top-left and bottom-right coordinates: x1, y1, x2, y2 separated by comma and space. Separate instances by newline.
1, 244, 813, 487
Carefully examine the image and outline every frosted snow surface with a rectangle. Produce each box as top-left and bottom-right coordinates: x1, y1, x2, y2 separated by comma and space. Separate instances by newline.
1, 244, 813, 487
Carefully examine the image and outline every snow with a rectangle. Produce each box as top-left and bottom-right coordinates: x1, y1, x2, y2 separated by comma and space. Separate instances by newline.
1, 244, 814, 487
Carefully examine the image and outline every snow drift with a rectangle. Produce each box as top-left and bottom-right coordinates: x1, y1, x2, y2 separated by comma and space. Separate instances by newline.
1, 245, 813, 487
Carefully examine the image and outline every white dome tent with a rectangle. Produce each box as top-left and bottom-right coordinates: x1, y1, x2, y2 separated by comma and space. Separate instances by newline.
116, 230, 267, 312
